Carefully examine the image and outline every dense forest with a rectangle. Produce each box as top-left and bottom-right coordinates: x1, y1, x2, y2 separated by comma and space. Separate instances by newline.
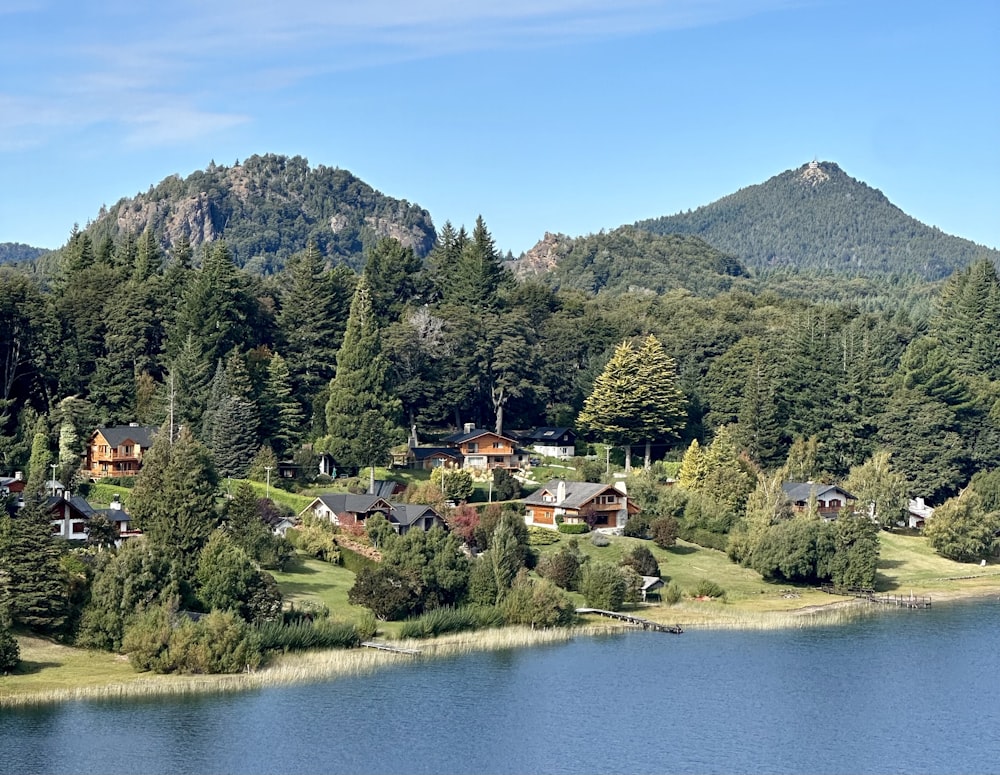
636, 161, 1000, 280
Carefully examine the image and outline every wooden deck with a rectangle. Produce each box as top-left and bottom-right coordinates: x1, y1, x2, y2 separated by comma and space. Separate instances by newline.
820, 585, 931, 609
361, 641, 422, 655
575, 608, 683, 634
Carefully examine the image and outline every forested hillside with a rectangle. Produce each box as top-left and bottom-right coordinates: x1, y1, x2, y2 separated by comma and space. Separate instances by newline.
0, 243, 47, 265
81, 154, 437, 274
636, 161, 999, 280
512, 227, 749, 297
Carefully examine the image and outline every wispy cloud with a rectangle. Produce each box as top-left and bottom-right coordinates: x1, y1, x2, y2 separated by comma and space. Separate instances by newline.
0, 0, 797, 151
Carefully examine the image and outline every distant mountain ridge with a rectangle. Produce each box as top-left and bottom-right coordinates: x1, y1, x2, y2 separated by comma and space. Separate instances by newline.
84, 153, 437, 273
634, 161, 998, 281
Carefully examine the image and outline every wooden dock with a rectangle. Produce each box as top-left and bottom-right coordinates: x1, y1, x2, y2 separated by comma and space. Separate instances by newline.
819, 585, 930, 609
575, 608, 683, 634
361, 641, 422, 655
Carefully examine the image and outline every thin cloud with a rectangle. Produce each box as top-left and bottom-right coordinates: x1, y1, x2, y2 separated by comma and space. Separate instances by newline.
0, 0, 800, 150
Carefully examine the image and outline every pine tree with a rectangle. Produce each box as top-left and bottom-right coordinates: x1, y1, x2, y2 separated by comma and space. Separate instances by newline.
634, 334, 687, 466
25, 418, 52, 496
449, 217, 507, 309
577, 340, 645, 470
260, 353, 303, 455
364, 237, 425, 322
324, 275, 402, 469
0, 505, 69, 633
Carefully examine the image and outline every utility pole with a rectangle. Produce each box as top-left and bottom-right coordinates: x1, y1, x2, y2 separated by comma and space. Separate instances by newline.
264, 466, 272, 500
50, 462, 58, 495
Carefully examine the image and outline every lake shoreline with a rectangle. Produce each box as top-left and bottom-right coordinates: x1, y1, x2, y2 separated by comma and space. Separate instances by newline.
6, 578, 1000, 708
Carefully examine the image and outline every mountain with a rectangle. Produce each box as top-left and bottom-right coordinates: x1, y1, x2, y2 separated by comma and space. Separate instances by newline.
511, 226, 749, 296
0, 242, 48, 265
84, 154, 437, 273
635, 161, 999, 281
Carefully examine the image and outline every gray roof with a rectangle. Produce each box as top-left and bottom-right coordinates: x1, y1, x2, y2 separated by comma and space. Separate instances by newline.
389, 503, 443, 527
94, 424, 158, 449
410, 446, 462, 461
45, 494, 96, 518
512, 427, 576, 443
781, 482, 856, 503
522, 479, 622, 510
313, 493, 393, 516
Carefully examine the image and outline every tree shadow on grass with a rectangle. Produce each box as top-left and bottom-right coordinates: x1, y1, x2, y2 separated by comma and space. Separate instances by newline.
874, 572, 900, 592
667, 545, 698, 556
878, 558, 904, 569
11, 660, 61, 676
281, 555, 320, 575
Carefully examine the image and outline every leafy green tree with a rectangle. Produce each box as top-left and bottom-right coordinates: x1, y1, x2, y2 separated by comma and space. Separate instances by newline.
621, 545, 660, 577
129, 426, 219, 587
430, 468, 474, 502
500, 571, 576, 628
76, 541, 177, 652
196, 530, 282, 623
488, 517, 523, 604
580, 561, 628, 611
365, 512, 396, 551
844, 450, 909, 528
347, 566, 421, 621
678, 439, 706, 489
224, 483, 290, 569
824, 513, 880, 589
380, 527, 470, 612
649, 517, 679, 550
492, 467, 520, 501
925, 493, 1000, 563
536, 541, 583, 591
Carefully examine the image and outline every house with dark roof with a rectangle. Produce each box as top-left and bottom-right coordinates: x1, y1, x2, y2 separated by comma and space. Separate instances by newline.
522, 479, 638, 530
510, 427, 577, 460
436, 424, 531, 471
299, 493, 445, 535
781, 481, 856, 520
84, 424, 158, 479
0, 471, 25, 510
405, 445, 463, 471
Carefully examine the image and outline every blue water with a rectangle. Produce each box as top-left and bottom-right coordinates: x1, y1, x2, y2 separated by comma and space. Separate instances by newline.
3, 600, 1000, 774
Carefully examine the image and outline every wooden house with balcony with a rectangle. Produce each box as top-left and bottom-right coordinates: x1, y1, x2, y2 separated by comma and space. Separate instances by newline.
522, 479, 638, 530
781, 481, 857, 520
438, 424, 532, 471
84, 424, 158, 479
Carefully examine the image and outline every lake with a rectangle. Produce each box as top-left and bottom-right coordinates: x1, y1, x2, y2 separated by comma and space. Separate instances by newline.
3, 599, 1000, 774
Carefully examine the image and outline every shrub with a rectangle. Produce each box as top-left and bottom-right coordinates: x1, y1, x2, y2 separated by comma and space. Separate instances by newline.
536, 545, 582, 591
664, 581, 683, 605
620, 545, 660, 577
692, 579, 726, 599
575, 459, 604, 483
590, 532, 610, 547
527, 526, 561, 546
0, 627, 20, 672
558, 522, 589, 535
339, 544, 378, 574
650, 516, 679, 549
501, 572, 576, 628
623, 514, 652, 539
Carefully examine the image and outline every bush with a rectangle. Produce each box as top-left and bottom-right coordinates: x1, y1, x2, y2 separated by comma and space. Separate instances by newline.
664, 581, 683, 605
558, 522, 589, 535
0, 627, 20, 672
536, 545, 582, 591
590, 532, 610, 547
650, 516, 679, 549
623, 514, 652, 539
620, 545, 660, 577
339, 544, 378, 574
527, 526, 561, 546
679, 525, 729, 552
500, 572, 576, 628
692, 579, 726, 599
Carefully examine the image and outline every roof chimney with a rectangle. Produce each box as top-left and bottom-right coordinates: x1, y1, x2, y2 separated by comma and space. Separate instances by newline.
13, 471, 22, 481
556, 480, 566, 504
463, 422, 475, 434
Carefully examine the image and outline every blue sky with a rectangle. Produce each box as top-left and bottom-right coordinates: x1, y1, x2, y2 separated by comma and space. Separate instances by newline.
1, 0, 997, 255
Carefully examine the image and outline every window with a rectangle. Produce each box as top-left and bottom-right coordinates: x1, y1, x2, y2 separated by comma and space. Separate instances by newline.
829, 499, 841, 509
467, 443, 478, 453
72, 522, 86, 534
493, 442, 502, 449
